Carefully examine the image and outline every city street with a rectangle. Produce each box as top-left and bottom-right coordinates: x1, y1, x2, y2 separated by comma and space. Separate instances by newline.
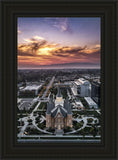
42, 76, 55, 98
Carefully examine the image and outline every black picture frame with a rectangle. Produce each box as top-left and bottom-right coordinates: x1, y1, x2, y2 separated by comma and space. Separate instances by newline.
0, 0, 117, 159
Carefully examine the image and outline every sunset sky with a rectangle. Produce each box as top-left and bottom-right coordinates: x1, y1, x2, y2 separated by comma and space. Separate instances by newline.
17, 17, 101, 69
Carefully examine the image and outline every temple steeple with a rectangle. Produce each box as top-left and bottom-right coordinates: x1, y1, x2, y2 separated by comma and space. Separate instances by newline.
57, 82, 62, 97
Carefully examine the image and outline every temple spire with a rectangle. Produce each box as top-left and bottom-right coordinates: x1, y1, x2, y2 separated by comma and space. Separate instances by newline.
57, 82, 62, 97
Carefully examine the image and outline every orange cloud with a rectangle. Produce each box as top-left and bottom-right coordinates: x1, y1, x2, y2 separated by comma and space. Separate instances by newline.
18, 36, 100, 67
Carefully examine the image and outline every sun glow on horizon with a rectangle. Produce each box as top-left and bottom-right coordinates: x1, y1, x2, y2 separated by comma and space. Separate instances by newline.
18, 17, 101, 69
37, 47, 54, 56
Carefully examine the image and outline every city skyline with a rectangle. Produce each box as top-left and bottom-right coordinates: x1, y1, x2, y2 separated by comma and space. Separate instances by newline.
18, 17, 101, 69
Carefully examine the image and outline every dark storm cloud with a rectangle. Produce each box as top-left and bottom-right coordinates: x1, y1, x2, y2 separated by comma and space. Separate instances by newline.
52, 45, 100, 60
18, 39, 48, 56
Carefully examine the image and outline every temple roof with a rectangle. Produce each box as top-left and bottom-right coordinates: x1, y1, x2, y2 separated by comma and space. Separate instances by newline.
46, 92, 72, 116
51, 105, 67, 118
67, 103, 72, 114
46, 100, 55, 114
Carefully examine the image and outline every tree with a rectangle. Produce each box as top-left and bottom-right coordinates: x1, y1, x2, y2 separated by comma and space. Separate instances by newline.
87, 118, 93, 124
92, 127, 98, 137
28, 119, 32, 123
81, 128, 85, 137
64, 126, 71, 132
47, 127, 54, 132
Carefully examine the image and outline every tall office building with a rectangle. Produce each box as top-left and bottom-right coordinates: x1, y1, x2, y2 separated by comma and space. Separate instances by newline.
91, 81, 100, 106
72, 78, 91, 97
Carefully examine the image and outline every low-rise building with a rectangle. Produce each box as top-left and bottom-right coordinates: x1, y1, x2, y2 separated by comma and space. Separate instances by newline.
75, 100, 84, 110
19, 85, 42, 97
18, 101, 32, 111
17, 98, 22, 105
84, 97, 98, 109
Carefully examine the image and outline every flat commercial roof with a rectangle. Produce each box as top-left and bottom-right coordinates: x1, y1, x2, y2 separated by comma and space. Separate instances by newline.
78, 78, 90, 85
84, 97, 97, 106
17, 98, 22, 103
71, 88, 77, 96
75, 101, 83, 107
74, 81, 81, 86
22, 85, 42, 91
74, 78, 90, 86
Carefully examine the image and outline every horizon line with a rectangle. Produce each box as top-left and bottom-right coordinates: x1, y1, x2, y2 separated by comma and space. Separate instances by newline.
18, 67, 100, 70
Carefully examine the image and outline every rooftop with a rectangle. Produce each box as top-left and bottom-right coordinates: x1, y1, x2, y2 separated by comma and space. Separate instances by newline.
75, 100, 83, 107
74, 78, 90, 86
22, 85, 42, 91
84, 97, 97, 106
56, 85, 62, 97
